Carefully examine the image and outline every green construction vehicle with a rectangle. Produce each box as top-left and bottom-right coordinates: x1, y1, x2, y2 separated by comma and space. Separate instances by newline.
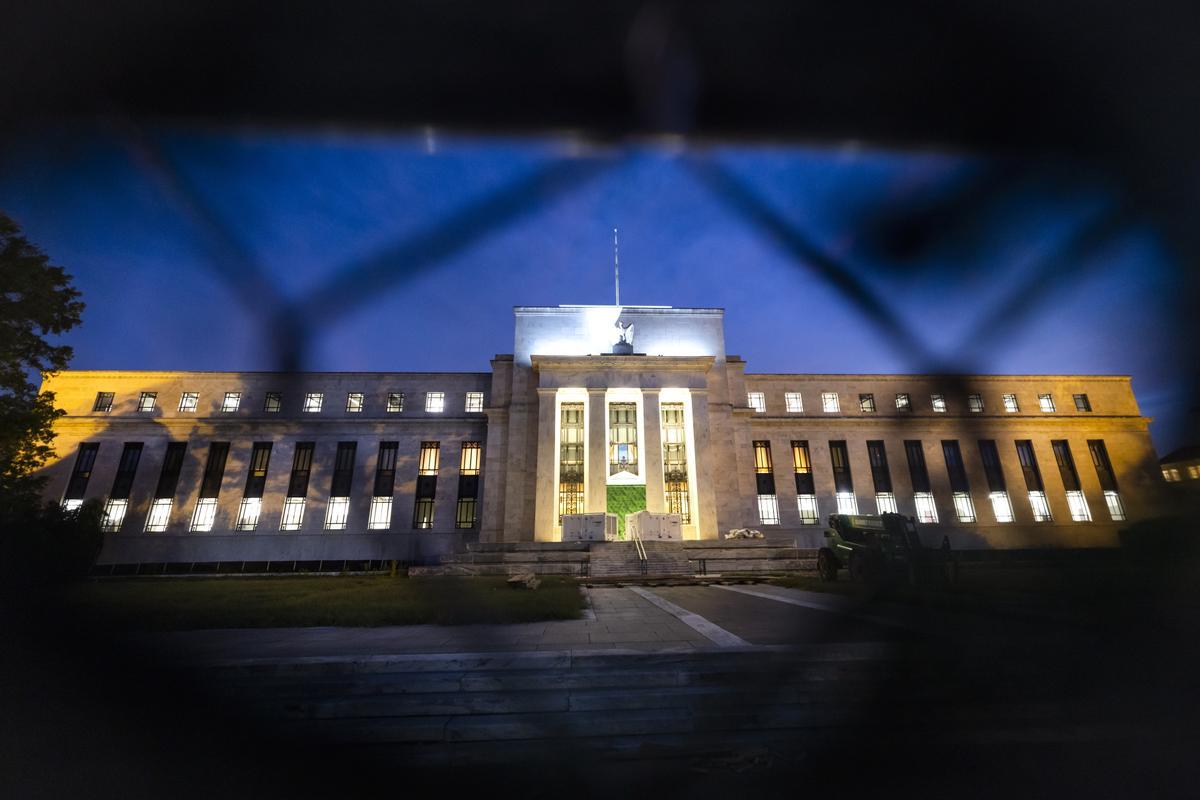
817, 512, 951, 585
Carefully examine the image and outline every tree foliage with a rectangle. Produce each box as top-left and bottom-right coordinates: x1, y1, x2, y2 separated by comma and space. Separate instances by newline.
0, 212, 84, 506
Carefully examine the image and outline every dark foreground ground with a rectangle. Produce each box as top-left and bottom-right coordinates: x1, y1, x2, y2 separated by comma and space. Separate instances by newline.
3, 554, 1199, 800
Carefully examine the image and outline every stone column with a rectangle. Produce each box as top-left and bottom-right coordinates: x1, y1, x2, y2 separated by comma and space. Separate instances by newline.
642, 389, 665, 513
689, 390, 720, 539
586, 388, 608, 513
533, 388, 557, 541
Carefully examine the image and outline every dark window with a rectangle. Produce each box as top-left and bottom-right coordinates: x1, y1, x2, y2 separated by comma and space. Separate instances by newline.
1015, 440, 1044, 491
330, 441, 357, 497
456, 498, 477, 529
413, 498, 435, 529
859, 393, 876, 413
243, 442, 272, 498
155, 443, 187, 499
942, 440, 970, 492
1087, 440, 1119, 492
866, 440, 892, 492
93, 392, 114, 412
978, 440, 1007, 492
373, 442, 398, 497
109, 443, 143, 500
457, 442, 482, 517
65, 443, 100, 500
1074, 394, 1092, 412
791, 441, 815, 494
1051, 440, 1081, 492
264, 392, 282, 413
198, 443, 230, 499
829, 440, 854, 493
287, 443, 315, 497
904, 440, 930, 493
753, 441, 775, 495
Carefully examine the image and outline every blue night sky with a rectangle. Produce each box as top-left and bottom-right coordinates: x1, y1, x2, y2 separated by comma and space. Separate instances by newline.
0, 124, 1184, 451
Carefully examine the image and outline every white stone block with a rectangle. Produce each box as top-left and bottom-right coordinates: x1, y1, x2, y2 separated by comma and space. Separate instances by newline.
561, 513, 618, 541
626, 511, 683, 541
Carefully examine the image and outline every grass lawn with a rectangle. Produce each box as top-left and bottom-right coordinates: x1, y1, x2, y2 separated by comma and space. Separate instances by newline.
52, 575, 586, 631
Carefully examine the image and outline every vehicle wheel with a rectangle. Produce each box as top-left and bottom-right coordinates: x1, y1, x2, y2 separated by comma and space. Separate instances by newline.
817, 548, 838, 582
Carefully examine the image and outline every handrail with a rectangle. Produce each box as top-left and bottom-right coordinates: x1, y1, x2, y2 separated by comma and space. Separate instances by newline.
628, 521, 648, 574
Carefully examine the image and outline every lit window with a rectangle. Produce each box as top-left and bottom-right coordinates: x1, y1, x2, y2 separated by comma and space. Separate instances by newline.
952, 492, 976, 523
1163, 468, 1180, 482
190, 498, 218, 531
387, 392, 404, 413
413, 498, 435, 529
989, 491, 1015, 523
93, 392, 115, 412
821, 392, 840, 413
785, 392, 803, 413
346, 392, 364, 413
303, 393, 324, 413
101, 499, 128, 532
931, 394, 947, 413
419, 442, 440, 474
1038, 393, 1056, 412
144, 499, 173, 532
221, 392, 241, 413
1073, 394, 1092, 412
264, 392, 282, 413
324, 497, 350, 530
797, 495, 819, 524
1103, 491, 1126, 522
137, 392, 157, 412
1065, 490, 1091, 522
1028, 491, 1052, 522
859, 394, 876, 413
967, 394, 984, 413
836, 492, 859, 515
236, 498, 262, 531
425, 392, 445, 413
280, 498, 306, 530
1189, 466, 1200, 480
368, 497, 393, 530
757, 494, 780, 525
913, 492, 938, 523
465, 392, 484, 413
895, 393, 911, 412
875, 492, 898, 514
460, 442, 482, 474
61, 499, 83, 512
1003, 394, 1019, 413
747, 392, 766, 413
178, 392, 199, 412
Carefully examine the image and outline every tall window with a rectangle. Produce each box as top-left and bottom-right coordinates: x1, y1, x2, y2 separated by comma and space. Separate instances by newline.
1002, 393, 1019, 413
145, 442, 186, 532
369, 442, 398, 530
829, 440, 858, 514
609, 402, 639, 476
345, 392, 364, 413
102, 442, 143, 531
1051, 440, 1091, 522
661, 403, 690, 523
93, 392, 114, 412
895, 393, 911, 412
456, 442, 482, 528
1016, 440, 1051, 521
859, 393, 876, 413
942, 440, 975, 523
821, 392, 840, 413
905, 440, 938, 523
386, 392, 405, 413
747, 392, 766, 412
792, 440, 818, 524
1087, 440, 1125, 522
757, 494, 780, 525
236, 442, 272, 531
178, 392, 199, 412
978, 440, 1014, 523
302, 393, 323, 412
281, 443, 314, 530
1039, 393, 1056, 413
264, 392, 282, 413
137, 392, 157, 412
1074, 394, 1092, 412
784, 392, 803, 413
754, 441, 778, 524
931, 394, 947, 413
867, 441, 896, 514
190, 442, 229, 531
324, 442, 357, 530
465, 392, 484, 413
413, 441, 439, 528
425, 392, 445, 413
221, 392, 241, 413
967, 393, 984, 413
559, 403, 585, 520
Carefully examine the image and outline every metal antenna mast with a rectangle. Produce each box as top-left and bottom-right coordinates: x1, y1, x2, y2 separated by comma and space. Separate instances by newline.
613, 226, 620, 306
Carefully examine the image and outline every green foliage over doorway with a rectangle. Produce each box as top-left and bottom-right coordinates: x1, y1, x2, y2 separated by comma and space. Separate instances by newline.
606, 485, 646, 539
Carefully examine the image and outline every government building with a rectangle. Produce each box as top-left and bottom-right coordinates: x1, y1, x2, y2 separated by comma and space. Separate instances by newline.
38, 304, 1166, 567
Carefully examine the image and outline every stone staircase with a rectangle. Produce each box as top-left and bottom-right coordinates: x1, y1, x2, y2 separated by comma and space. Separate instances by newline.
408, 542, 590, 577
588, 541, 695, 578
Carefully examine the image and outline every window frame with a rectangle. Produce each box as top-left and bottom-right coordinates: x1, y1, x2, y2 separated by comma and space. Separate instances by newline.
302, 393, 324, 413
1073, 393, 1092, 412
895, 393, 911, 412
345, 392, 364, 413
930, 393, 947, 413
221, 392, 242, 413
967, 393, 984, 413
1002, 393, 1020, 413
784, 392, 803, 413
264, 392, 282, 413
1038, 393, 1056, 413
178, 392, 199, 413
859, 393, 876, 413
386, 392, 405, 413
821, 392, 840, 413
747, 392, 766, 413
137, 392, 157, 412
464, 391, 484, 413
93, 392, 115, 412
425, 391, 445, 413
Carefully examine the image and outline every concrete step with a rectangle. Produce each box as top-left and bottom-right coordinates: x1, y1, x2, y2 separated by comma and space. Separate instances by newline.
408, 563, 586, 577
440, 552, 590, 565
466, 542, 590, 553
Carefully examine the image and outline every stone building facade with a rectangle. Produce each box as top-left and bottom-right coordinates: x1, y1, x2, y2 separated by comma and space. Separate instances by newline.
38, 305, 1166, 565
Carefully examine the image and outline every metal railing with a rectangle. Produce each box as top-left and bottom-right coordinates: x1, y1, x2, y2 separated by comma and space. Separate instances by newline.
629, 522, 649, 575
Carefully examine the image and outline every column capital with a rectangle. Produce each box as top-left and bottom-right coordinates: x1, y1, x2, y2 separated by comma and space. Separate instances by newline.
536, 387, 557, 397
586, 387, 607, 395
